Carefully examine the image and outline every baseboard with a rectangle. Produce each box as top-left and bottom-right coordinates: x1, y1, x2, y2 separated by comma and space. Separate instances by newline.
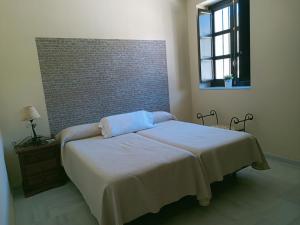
265, 152, 300, 167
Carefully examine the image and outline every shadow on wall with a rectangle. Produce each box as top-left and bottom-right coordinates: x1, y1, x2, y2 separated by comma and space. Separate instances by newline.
168, 0, 192, 121
2, 141, 22, 190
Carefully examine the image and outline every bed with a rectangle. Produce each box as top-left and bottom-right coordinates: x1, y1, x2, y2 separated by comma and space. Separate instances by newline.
38, 39, 269, 224
60, 132, 211, 225
137, 120, 270, 184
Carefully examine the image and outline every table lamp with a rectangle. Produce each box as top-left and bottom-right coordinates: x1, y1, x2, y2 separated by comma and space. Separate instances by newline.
21, 106, 41, 143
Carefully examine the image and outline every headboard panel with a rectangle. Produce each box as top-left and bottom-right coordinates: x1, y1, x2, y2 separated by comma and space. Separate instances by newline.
36, 38, 170, 135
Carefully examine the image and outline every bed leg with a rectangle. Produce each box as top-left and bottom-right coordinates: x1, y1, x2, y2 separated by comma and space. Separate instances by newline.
198, 198, 210, 207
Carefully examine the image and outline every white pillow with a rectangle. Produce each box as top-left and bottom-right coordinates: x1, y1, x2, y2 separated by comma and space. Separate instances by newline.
152, 111, 176, 124
56, 123, 101, 142
99, 111, 154, 138
56, 122, 102, 148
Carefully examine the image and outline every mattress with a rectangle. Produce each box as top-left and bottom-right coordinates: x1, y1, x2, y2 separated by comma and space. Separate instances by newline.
137, 120, 270, 183
61, 133, 211, 225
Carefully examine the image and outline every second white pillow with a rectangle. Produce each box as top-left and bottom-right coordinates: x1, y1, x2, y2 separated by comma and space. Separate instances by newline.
152, 111, 176, 124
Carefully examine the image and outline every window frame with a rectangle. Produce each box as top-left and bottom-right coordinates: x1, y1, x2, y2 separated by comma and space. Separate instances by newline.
198, 0, 250, 87
211, 0, 236, 85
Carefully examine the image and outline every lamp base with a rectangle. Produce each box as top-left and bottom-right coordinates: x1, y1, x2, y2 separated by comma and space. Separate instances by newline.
29, 137, 42, 145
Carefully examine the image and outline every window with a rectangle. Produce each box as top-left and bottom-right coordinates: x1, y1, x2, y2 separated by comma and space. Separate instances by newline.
198, 0, 250, 88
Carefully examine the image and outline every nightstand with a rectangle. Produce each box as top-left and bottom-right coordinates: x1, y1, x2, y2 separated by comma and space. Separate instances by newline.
15, 139, 67, 197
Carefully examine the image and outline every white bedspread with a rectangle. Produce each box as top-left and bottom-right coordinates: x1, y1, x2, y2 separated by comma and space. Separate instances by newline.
61, 133, 211, 225
138, 121, 270, 184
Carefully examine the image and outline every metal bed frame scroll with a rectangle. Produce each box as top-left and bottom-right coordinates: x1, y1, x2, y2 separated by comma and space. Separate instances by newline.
196, 110, 254, 132
229, 113, 254, 132
196, 110, 219, 126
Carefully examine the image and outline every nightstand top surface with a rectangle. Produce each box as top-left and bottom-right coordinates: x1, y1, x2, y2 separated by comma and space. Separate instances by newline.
15, 139, 58, 154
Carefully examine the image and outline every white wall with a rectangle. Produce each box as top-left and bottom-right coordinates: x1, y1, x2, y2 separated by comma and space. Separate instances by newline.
0, 0, 192, 187
187, 0, 300, 161
0, 132, 15, 225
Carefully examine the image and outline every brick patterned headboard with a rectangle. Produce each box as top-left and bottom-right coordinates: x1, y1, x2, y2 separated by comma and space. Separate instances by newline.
36, 38, 170, 135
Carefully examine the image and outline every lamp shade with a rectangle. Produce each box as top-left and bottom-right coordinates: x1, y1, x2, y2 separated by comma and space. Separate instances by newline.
21, 106, 41, 121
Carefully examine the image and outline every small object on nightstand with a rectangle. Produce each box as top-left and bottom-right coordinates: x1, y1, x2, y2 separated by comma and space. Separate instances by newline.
16, 136, 54, 148
15, 139, 67, 197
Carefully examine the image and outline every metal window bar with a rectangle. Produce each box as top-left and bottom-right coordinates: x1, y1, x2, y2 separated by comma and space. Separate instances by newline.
229, 113, 253, 131
196, 110, 219, 125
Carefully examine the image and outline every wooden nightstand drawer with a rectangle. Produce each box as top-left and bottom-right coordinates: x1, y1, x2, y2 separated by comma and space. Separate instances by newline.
23, 173, 44, 187
23, 169, 67, 197
23, 169, 64, 186
15, 140, 67, 197
21, 147, 59, 164
23, 158, 59, 176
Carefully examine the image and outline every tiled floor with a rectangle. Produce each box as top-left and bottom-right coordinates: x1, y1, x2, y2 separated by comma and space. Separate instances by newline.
14, 158, 300, 225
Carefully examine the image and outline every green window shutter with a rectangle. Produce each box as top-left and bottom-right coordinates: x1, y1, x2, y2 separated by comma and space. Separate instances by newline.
198, 10, 214, 82
238, 0, 250, 82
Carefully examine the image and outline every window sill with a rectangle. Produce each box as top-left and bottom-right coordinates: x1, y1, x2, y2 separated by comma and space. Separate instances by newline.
199, 85, 252, 90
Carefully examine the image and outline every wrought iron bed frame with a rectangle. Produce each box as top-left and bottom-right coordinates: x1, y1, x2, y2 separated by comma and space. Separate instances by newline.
196, 110, 254, 132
